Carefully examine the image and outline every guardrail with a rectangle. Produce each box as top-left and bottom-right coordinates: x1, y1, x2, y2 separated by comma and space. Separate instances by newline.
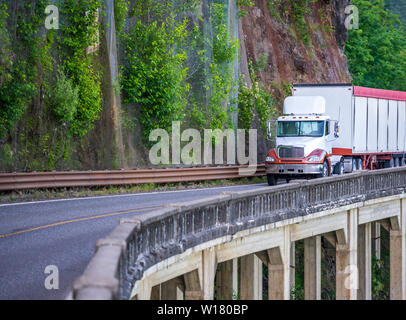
72, 167, 406, 300
0, 165, 266, 191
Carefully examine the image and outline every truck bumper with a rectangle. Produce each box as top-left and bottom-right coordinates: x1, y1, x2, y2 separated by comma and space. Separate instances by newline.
266, 163, 324, 175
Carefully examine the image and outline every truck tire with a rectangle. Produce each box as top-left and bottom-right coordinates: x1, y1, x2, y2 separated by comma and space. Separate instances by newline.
267, 174, 277, 186
352, 158, 357, 172
334, 162, 344, 175
356, 158, 363, 171
385, 158, 394, 168
317, 161, 329, 178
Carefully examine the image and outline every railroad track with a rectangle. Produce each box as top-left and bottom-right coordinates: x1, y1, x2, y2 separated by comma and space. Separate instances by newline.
0, 165, 266, 191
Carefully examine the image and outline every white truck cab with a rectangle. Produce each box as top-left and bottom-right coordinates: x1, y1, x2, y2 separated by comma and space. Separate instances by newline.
265, 83, 406, 186
266, 95, 341, 185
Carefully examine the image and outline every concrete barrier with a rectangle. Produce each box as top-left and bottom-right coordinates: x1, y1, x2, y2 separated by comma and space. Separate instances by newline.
73, 167, 406, 300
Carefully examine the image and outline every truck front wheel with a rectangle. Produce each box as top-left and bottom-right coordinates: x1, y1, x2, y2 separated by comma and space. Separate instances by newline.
267, 174, 277, 186
317, 161, 329, 178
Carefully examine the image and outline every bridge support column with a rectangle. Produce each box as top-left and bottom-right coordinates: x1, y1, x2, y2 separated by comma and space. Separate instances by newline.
184, 270, 202, 300
268, 226, 291, 300
390, 229, 402, 300
304, 236, 321, 300
290, 242, 296, 293
151, 285, 160, 300
217, 259, 238, 300
357, 223, 372, 300
390, 213, 403, 300
267, 247, 284, 300
200, 248, 217, 300
240, 254, 263, 300
137, 278, 152, 300
336, 209, 358, 300
161, 277, 184, 300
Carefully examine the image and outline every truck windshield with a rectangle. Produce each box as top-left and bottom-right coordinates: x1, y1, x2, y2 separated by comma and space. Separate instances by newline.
277, 121, 325, 137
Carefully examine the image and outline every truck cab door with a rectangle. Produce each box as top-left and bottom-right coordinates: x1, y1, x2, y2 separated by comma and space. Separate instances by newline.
326, 120, 339, 142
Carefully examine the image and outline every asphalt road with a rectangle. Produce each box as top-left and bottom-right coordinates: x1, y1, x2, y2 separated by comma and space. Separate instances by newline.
0, 182, 271, 300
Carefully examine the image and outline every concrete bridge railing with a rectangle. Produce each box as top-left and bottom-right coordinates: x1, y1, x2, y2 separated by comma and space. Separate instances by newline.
72, 167, 406, 300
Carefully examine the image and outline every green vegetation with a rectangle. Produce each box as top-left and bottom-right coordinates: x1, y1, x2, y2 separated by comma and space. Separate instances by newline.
50, 70, 79, 125
0, 1, 45, 139
290, 0, 311, 45
114, 0, 130, 34
346, 0, 406, 91
205, 2, 239, 130
121, 0, 239, 143
60, 0, 102, 137
372, 256, 390, 299
386, 0, 406, 24
371, 227, 390, 300
0, 1, 277, 172
237, 0, 254, 18
238, 58, 276, 133
121, 1, 189, 143
0, 0, 106, 171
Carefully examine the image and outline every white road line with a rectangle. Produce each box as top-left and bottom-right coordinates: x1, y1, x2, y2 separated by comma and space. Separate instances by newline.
0, 183, 267, 208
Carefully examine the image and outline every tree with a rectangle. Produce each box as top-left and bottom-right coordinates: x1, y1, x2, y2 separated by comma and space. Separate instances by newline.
345, 0, 406, 91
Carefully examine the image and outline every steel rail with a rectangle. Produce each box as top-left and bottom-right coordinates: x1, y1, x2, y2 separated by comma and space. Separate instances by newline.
0, 165, 266, 191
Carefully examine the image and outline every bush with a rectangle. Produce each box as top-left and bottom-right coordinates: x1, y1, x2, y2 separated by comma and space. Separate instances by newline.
121, 4, 189, 143
61, 0, 102, 137
51, 70, 79, 125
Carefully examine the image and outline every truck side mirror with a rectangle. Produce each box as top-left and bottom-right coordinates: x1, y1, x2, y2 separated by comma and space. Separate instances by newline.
334, 122, 340, 138
267, 121, 272, 140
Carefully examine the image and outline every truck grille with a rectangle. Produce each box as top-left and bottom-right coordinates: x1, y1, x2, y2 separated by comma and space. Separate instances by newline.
278, 146, 305, 159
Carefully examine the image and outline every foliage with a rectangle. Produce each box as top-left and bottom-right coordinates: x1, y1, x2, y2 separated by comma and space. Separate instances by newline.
237, 0, 254, 18
386, 0, 406, 24
290, 0, 311, 45
50, 70, 79, 125
61, 0, 102, 137
122, 0, 238, 141
346, 0, 406, 91
238, 60, 275, 133
0, 66, 37, 139
205, 2, 239, 130
121, 1, 189, 143
114, 0, 130, 34
371, 256, 389, 300
0, 1, 46, 139
371, 227, 390, 300
291, 240, 305, 300
0, 1, 45, 138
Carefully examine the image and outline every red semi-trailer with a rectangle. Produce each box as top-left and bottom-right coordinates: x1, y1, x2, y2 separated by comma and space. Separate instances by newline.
265, 84, 406, 186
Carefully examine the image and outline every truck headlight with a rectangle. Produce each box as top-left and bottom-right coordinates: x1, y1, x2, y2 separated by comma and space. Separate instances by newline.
266, 156, 276, 163
307, 156, 321, 162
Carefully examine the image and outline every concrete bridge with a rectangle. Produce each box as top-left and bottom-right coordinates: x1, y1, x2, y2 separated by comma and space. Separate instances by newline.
72, 167, 406, 300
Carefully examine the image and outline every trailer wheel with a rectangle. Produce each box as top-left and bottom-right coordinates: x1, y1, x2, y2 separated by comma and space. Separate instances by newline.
384, 158, 394, 168
352, 159, 357, 172
356, 158, 363, 171
267, 174, 277, 186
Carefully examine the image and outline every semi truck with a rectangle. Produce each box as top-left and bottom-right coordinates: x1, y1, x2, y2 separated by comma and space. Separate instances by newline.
265, 84, 406, 186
